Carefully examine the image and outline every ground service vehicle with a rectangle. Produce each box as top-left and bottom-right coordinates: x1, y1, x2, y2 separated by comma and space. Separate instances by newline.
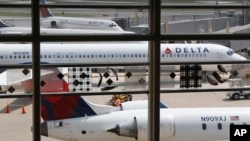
108, 94, 133, 106
226, 78, 250, 100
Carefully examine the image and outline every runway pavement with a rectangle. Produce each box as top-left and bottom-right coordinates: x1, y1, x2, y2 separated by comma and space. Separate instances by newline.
0, 82, 250, 141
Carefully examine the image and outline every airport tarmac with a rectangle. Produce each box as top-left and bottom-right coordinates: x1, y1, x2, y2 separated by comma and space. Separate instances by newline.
0, 1, 248, 141
0, 82, 250, 141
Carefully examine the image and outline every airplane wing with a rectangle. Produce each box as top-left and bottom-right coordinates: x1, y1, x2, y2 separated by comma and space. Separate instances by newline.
0, 68, 67, 93
0, 68, 53, 85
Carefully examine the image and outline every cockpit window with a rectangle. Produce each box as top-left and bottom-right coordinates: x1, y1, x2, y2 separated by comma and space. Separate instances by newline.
109, 23, 117, 27
227, 49, 234, 56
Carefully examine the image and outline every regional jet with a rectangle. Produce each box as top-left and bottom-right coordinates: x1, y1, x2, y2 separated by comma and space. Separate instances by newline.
195, 0, 238, 5
40, 0, 124, 31
0, 42, 246, 91
0, 20, 133, 35
0, 43, 245, 65
39, 95, 250, 141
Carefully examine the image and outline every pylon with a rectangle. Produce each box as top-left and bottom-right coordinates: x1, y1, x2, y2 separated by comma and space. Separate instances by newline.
21, 104, 26, 114
5, 103, 10, 113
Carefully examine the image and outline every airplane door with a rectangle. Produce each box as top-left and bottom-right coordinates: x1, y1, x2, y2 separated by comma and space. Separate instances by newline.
217, 53, 224, 60
160, 115, 175, 139
52, 120, 71, 140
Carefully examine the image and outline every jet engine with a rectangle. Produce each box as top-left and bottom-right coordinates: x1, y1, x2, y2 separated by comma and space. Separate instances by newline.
50, 21, 58, 28
120, 100, 149, 111
107, 115, 175, 140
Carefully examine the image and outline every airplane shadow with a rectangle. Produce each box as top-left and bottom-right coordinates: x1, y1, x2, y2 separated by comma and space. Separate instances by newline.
0, 98, 31, 113
222, 98, 250, 102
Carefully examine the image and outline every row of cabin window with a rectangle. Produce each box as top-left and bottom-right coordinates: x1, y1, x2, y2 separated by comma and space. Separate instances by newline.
0, 54, 148, 59
40, 54, 149, 59
162, 53, 206, 58
0, 53, 206, 59
0, 55, 31, 59
202, 122, 248, 130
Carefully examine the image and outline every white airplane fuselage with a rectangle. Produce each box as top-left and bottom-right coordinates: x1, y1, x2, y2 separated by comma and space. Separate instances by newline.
41, 107, 250, 141
0, 26, 133, 35
0, 43, 246, 65
40, 16, 124, 31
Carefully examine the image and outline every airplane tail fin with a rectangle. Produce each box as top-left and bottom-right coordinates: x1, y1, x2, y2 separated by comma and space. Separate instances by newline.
0, 20, 9, 28
17, 67, 96, 121
40, 0, 53, 18
41, 95, 114, 121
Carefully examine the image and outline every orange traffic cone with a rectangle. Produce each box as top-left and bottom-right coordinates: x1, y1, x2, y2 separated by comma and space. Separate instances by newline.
5, 103, 10, 113
21, 104, 26, 114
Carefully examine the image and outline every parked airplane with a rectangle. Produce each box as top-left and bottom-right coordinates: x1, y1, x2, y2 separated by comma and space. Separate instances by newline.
0, 43, 245, 65
195, 0, 237, 4
39, 95, 250, 141
8, 0, 54, 4
40, 0, 124, 31
0, 42, 246, 89
0, 20, 133, 35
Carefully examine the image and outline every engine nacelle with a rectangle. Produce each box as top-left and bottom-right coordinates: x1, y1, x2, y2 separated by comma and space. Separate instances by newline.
107, 114, 175, 140
50, 21, 58, 28
120, 100, 148, 111
119, 100, 168, 111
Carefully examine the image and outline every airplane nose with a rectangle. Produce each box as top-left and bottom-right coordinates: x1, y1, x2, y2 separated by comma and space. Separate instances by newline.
41, 122, 48, 137
236, 54, 247, 61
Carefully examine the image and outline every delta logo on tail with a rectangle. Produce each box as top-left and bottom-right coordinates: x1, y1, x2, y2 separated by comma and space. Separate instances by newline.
40, 0, 53, 18
40, 7, 52, 18
41, 95, 97, 121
